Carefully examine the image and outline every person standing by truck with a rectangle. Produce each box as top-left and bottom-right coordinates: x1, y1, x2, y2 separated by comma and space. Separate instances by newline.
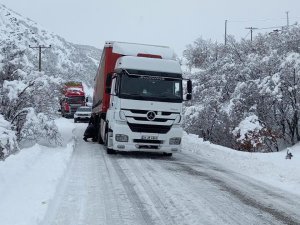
83, 114, 97, 142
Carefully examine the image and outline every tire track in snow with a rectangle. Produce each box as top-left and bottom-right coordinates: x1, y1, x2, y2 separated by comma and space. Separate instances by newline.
99, 148, 145, 225
119, 157, 181, 225
116, 153, 225, 225
173, 152, 300, 225
108, 155, 156, 225
126, 153, 281, 225
143, 157, 243, 225
170, 155, 300, 225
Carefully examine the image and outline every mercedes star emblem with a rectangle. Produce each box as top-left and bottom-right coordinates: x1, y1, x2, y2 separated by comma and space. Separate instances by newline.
146, 111, 156, 121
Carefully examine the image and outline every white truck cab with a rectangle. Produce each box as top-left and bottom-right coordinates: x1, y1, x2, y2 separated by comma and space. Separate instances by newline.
92, 41, 192, 155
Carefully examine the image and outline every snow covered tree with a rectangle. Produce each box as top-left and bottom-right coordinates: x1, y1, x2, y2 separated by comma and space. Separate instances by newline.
184, 25, 300, 152
0, 41, 62, 158
0, 114, 18, 159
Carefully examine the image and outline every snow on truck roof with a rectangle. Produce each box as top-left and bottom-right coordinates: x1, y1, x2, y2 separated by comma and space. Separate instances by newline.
106, 41, 177, 60
115, 56, 182, 74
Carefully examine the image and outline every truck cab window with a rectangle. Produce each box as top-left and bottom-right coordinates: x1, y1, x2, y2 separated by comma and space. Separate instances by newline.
119, 71, 183, 103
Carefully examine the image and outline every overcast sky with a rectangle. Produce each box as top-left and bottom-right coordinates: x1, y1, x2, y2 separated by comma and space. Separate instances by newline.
1, 0, 300, 57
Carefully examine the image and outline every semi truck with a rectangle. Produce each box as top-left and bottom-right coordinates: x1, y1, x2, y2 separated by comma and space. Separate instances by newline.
60, 81, 86, 118
92, 41, 192, 155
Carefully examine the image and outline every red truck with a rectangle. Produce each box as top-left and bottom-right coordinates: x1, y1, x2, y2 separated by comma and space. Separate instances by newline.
60, 82, 86, 118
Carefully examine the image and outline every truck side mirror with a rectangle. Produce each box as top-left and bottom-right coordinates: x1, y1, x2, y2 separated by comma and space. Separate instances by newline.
185, 93, 192, 100
105, 74, 113, 94
187, 80, 192, 94
184, 80, 192, 101
106, 74, 112, 87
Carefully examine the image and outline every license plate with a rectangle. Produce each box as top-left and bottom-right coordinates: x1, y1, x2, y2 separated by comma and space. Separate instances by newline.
141, 135, 158, 140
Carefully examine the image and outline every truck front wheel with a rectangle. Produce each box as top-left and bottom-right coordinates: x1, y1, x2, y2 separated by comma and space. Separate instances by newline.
104, 128, 116, 154
97, 126, 104, 144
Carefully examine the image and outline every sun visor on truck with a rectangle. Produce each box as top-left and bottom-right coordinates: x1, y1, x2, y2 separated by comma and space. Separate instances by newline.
111, 42, 176, 60
115, 56, 182, 75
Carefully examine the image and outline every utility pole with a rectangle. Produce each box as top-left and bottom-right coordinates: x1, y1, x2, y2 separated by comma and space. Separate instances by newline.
29, 45, 51, 72
245, 27, 258, 41
286, 11, 289, 28
225, 20, 227, 45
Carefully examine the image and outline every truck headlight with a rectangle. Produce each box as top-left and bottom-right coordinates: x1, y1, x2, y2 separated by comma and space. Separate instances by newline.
115, 134, 128, 142
174, 115, 181, 124
119, 111, 126, 121
169, 137, 181, 145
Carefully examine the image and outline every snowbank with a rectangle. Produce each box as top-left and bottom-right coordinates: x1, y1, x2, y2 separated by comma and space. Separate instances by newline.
0, 114, 18, 158
0, 118, 75, 225
183, 133, 300, 197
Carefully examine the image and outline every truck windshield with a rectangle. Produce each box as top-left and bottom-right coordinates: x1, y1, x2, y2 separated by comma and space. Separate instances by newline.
119, 72, 183, 103
67, 96, 85, 104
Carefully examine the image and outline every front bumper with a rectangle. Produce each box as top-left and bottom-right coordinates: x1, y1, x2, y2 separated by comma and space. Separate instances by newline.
110, 121, 182, 153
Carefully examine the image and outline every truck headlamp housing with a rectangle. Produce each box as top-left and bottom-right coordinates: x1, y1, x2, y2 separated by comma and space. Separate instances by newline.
115, 134, 129, 142
174, 115, 182, 124
119, 111, 126, 121
169, 137, 181, 145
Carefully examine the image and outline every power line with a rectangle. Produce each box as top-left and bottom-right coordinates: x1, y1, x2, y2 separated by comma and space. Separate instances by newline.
229, 18, 279, 23
256, 23, 298, 31
245, 27, 258, 41
227, 16, 297, 23
29, 45, 51, 72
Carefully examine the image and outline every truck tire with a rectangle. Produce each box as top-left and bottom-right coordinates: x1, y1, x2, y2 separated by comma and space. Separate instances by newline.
97, 126, 104, 144
104, 127, 116, 154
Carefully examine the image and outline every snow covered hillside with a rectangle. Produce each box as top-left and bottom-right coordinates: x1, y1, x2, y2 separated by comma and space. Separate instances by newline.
0, 4, 101, 86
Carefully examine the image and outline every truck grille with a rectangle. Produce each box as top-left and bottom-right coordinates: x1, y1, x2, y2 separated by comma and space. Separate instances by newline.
127, 123, 171, 134
132, 117, 169, 122
70, 104, 82, 114
70, 107, 78, 114
129, 109, 176, 116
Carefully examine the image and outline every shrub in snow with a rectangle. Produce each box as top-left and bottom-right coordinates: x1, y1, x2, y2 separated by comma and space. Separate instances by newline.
232, 115, 263, 151
0, 114, 19, 159
232, 115, 279, 152
20, 108, 61, 145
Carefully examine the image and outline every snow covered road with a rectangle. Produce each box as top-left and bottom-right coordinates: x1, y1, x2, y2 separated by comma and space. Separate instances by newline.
41, 123, 300, 225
